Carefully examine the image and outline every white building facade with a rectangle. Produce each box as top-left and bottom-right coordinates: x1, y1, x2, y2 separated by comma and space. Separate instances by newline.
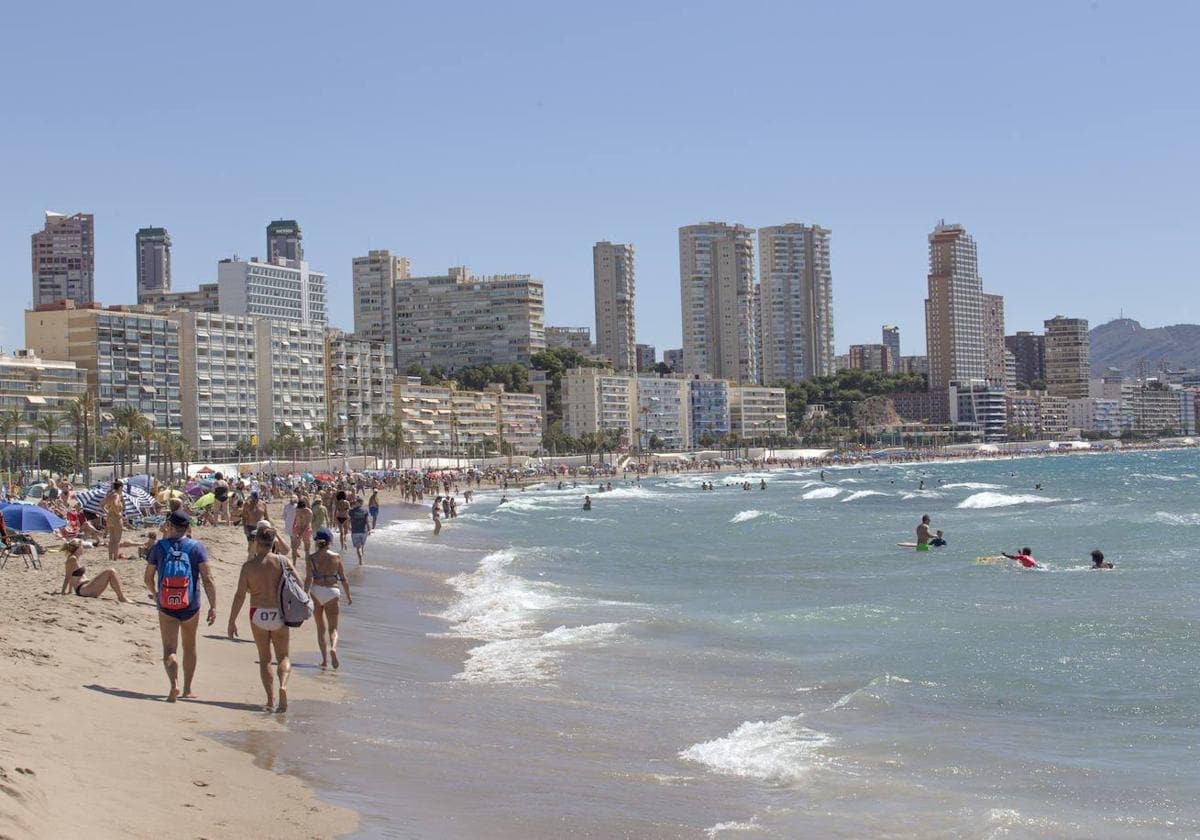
218, 257, 328, 326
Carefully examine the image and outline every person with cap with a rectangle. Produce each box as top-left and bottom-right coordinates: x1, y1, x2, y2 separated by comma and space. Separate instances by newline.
143, 510, 218, 702
305, 528, 352, 669
347, 496, 371, 564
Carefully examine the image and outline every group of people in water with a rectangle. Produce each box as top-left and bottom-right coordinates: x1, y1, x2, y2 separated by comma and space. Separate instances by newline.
913, 513, 1113, 569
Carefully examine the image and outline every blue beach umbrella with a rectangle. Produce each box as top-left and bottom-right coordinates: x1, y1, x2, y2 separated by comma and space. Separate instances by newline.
0, 503, 67, 533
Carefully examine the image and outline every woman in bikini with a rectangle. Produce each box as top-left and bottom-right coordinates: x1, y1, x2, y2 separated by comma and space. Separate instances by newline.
304, 528, 352, 669
60, 539, 128, 601
101, 480, 125, 565
333, 490, 350, 551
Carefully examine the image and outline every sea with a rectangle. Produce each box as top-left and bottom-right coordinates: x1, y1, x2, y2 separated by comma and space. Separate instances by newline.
230, 449, 1200, 839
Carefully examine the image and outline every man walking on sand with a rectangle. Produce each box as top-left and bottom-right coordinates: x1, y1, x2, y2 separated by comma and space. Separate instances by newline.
144, 510, 218, 702
227, 524, 294, 713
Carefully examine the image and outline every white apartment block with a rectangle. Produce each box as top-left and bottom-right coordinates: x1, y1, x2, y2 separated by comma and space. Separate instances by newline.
352, 249, 410, 347
679, 223, 757, 383
392, 267, 545, 371
728, 385, 787, 442
393, 380, 543, 458
593, 242, 636, 371
255, 320, 327, 444
325, 329, 394, 453
218, 257, 328, 326
635, 376, 689, 452
0, 349, 88, 440
1044, 316, 1090, 399
1067, 397, 1121, 437
172, 311, 259, 460
925, 223, 986, 389
562, 367, 635, 445
758, 223, 834, 383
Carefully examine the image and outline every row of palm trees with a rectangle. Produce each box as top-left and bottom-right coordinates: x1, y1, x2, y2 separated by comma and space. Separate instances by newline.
0, 393, 198, 480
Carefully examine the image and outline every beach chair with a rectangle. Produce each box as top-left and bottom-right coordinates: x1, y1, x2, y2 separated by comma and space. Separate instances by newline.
0, 534, 44, 571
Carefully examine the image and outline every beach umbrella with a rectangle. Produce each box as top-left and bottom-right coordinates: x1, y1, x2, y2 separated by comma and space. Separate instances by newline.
192, 492, 216, 510
77, 486, 155, 518
157, 488, 185, 502
124, 474, 154, 491
196, 466, 215, 475
0, 503, 67, 533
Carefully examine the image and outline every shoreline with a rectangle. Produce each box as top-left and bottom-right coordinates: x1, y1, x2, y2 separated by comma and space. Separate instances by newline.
0, 495, 366, 840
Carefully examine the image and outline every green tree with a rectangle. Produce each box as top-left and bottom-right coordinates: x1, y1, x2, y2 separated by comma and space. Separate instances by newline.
38, 443, 77, 474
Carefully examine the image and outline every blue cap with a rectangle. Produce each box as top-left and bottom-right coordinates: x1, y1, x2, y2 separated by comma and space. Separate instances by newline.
167, 510, 191, 528
314, 528, 334, 544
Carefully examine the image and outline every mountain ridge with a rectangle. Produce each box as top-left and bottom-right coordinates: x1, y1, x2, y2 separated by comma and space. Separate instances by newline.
1089, 318, 1200, 375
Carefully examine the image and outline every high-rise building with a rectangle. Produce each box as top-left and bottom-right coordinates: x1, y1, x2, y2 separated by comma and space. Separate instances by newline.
25, 302, 182, 437
925, 222, 986, 389
663, 348, 684, 372
392, 267, 545, 371
882, 326, 901, 374
688, 376, 731, 448
217, 256, 328, 326
352, 249, 411, 347
635, 344, 656, 372
266, 219, 303, 263
255, 319, 327, 444
679, 223, 757, 382
1044, 316, 1090, 399
593, 241, 636, 371
31, 211, 95, 306
135, 227, 172, 302
1005, 331, 1045, 386
325, 329, 394, 453
171, 311, 260, 460
982, 293, 1006, 387
758, 223, 834, 383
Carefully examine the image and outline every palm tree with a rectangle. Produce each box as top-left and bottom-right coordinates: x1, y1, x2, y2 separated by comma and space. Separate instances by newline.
113, 406, 142, 473
36, 413, 64, 450
133, 413, 156, 476
66, 399, 88, 477
0, 408, 19, 479
107, 428, 131, 477
24, 430, 39, 472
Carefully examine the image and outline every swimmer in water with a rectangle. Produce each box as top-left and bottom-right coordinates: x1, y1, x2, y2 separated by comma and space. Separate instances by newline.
1002, 547, 1039, 568
1090, 549, 1113, 569
930, 530, 947, 547
582, 495, 592, 511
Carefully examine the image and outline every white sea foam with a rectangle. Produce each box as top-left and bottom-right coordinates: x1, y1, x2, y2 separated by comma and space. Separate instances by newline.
956, 491, 1061, 509
731, 509, 766, 523
705, 816, 763, 838
455, 622, 624, 684
438, 549, 562, 640
679, 716, 831, 784
1154, 511, 1200, 526
801, 486, 842, 500
941, 482, 1006, 490
900, 490, 944, 500
840, 490, 888, 502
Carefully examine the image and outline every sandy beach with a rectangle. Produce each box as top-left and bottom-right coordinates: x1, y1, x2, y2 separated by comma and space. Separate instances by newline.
0, 496, 364, 840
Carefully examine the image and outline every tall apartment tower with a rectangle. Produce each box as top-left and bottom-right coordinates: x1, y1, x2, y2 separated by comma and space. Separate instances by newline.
266, 219, 304, 263
31, 211, 95, 306
679, 222, 757, 383
1005, 331, 1046, 385
924, 222, 985, 389
352, 249, 411, 347
882, 325, 901, 374
592, 241, 636, 371
758, 223, 834, 383
1043, 316, 1090, 398
135, 227, 172, 302
981, 292, 1006, 387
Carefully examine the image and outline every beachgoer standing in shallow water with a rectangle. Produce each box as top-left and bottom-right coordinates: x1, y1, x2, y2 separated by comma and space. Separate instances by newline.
348, 496, 371, 565
431, 496, 442, 534
144, 511, 218, 702
916, 514, 933, 552
368, 490, 380, 529
228, 525, 294, 713
305, 528, 351, 669
334, 491, 351, 551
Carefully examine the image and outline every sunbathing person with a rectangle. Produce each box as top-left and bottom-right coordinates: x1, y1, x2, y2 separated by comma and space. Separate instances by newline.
60, 539, 128, 601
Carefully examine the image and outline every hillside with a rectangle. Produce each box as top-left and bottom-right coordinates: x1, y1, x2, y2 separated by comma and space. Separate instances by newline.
1089, 318, 1200, 375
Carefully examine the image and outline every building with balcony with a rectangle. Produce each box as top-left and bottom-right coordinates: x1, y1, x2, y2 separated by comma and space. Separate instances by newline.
679, 222, 757, 382
562, 367, 635, 446
849, 344, 891, 372
218, 256, 328, 326
635, 376, 689, 452
758, 223, 834, 382
255, 320, 327, 444
171, 311, 259, 460
729, 385, 787, 443
687, 376, 730, 448
352, 249, 410, 347
325, 329, 394, 454
1005, 390, 1069, 439
1044, 316, 1090, 399
546, 326, 594, 355
1066, 397, 1121, 437
141, 283, 221, 315
32, 211, 94, 306
0, 349, 88, 441
949, 380, 1007, 442
593, 241, 637, 371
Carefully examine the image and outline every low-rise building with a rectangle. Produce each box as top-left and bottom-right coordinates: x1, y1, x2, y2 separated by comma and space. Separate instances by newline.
1067, 397, 1121, 437
1005, 390, 1069, 439
141, 283, 221, 314
688, 376, 731, 448
325, 329, 394, 454
1121, 381, 1181, 436
393, 379, 543, 458
496, 387, 544, 455
562, 367, 635, 446
949, 380, 1007, 442
635, 376, 689, 451
729, 385, 787, 442
0, 349, 88, 440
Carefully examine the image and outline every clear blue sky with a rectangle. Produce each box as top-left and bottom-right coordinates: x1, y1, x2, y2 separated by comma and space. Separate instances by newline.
3, 1, 1197, 360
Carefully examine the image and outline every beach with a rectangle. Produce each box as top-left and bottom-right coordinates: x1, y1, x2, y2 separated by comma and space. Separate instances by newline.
0, 496, 364, 840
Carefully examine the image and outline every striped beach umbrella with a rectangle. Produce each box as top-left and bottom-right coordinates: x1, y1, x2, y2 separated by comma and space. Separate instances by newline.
77, 486, 155, 518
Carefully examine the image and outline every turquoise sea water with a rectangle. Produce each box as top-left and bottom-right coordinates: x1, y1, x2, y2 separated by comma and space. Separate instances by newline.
270, 449, 1200, 838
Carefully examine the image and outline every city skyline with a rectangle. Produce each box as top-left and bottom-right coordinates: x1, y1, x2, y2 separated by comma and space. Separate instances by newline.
3, 3, 1198, 357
